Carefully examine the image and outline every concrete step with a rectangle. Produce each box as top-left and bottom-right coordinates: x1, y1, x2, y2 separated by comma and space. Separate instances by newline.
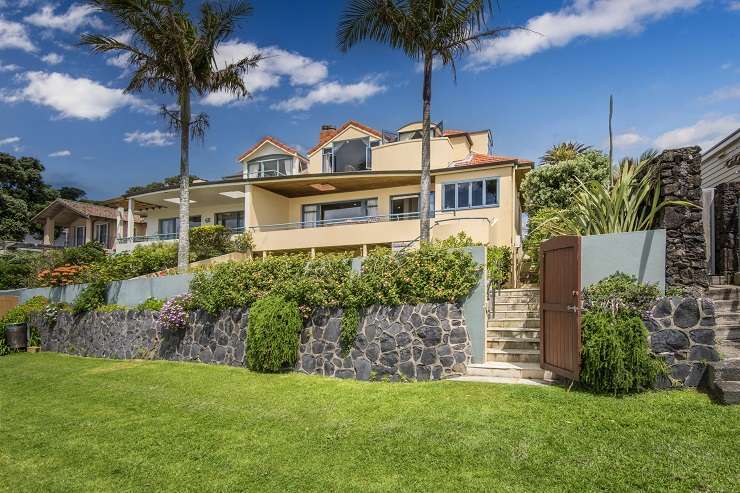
715, 312, 740, 324
709, 360, 740, 381
712, 299, 740, 311
486, 348, 539, 363
494, 310, 540, 320
494, 302, 540, 311
488, 318, 539, 329
718, 341, 740, 360
487, 328, 540, 340
449, 375, 551, 386
497, 288, 540, 294
467, 361, 548, 379
714, 326, 740, 341
487, 339, 540, 351
707, 285, 740, 300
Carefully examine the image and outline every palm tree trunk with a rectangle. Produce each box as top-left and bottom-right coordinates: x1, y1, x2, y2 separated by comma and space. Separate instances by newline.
419, 53, 433, 243
177, 90, 191, 273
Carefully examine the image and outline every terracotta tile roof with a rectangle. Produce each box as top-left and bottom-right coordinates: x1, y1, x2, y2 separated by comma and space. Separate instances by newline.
34, 198, 145, 223
450, 153, 533, 168
237, 136, 308, 163
307, 120, 383, 155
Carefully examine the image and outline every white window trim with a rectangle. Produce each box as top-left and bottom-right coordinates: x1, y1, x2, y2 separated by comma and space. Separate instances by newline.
442, 176, 500, 211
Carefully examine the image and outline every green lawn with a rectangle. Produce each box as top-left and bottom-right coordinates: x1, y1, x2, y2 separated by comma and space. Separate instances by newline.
1, 354, 738, 492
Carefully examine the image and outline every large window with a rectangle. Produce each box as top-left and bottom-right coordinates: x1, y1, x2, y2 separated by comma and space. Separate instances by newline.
321, 137, 376, 173
390, 192, 435, 220
301, 198, 378, 228
94, 223, 108, 246
74, 226, 86, 246
215, 211, 244, 231
158, 216, 201, 237
443, 177, 499, 210
247, 155, 293, 178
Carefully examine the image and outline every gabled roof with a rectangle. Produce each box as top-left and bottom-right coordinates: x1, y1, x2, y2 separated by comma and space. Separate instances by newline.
450, 152, 533, 168
307, 120, 382, 155
237, 136, 308, 163
32, 198, 145, 224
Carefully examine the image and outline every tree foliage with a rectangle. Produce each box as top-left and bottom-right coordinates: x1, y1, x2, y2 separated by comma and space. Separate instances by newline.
57, 186, 87, 201
337, 0, 518, 243
82, 0, 262, 272
539, 141, 591, 165
124, 175, 202, 196
520, 149, 609, 215
0, 153, 58, 240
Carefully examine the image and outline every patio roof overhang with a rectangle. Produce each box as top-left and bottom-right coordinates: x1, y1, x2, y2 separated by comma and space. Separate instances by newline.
122, 180, 249, 209
248, 171, 421, 198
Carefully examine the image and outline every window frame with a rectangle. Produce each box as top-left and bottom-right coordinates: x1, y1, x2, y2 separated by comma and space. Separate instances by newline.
301, 197, 378, 228
247, 154, 293, 178
94, 223, 108, 246
74, 226, 86, 246
389, 192, 435, 220
442, 177, 500, 211
214, 211, 244, 231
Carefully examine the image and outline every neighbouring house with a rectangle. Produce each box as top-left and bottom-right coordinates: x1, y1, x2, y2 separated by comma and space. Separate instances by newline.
701, 128, 740, 280
77, 119, 533, 264
33, 198, 146, 250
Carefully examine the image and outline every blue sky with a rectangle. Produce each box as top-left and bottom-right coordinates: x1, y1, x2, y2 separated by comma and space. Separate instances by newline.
0, 0, 739, 199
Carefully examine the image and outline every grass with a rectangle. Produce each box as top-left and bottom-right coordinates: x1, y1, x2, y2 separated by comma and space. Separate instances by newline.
1, 353, 738, 492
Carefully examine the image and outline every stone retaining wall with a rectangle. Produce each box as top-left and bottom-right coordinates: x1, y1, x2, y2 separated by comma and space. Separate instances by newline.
644, 297, 718, 388
29, 303, 469, 381
31, 308, 248, 367
713, 182, 740, 277
297, 304, 470, 381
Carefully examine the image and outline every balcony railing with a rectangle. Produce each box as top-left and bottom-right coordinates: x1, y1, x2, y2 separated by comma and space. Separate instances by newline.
116, 226, 245, 244
249, 211, 438, 232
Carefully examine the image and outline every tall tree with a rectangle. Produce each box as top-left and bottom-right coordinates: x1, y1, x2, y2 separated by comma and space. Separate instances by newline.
82, 0, 261, 272
338, 0, 516, 243
0, 153, 58, 240
58, 186, 87, 201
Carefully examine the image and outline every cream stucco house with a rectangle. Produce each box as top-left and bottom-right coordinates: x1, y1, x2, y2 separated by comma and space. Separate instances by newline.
54, 120, 533, 265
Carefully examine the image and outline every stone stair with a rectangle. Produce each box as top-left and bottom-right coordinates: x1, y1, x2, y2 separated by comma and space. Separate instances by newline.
465, 288, 552, 382
703, 285, 740, 404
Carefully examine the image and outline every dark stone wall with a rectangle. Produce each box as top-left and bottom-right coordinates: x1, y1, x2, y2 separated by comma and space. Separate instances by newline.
713, 182, 740, 277
644, 297, 718, 388
655, 147, 708, 292
296, 304, 470, 381
29, 303, 469, 382
31, 308, 248, 367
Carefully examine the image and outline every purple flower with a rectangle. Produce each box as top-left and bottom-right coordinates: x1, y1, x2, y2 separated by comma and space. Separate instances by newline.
157, 294, 192, 331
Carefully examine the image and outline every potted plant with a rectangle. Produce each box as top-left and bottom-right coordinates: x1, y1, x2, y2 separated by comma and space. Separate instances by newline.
27, 326, 41, 353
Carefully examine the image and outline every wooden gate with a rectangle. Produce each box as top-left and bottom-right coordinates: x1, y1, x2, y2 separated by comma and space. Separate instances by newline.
0, 295, 19, 319
539, 236, 581, 380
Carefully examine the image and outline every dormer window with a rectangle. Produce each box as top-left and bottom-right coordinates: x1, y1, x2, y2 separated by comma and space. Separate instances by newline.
247, 155, 293, 178
322, 137, 376, 173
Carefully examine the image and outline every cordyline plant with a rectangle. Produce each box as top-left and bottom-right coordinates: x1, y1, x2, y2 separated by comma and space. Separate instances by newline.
337, 0, 521, 243
81, 0, 262, 273
539, 150, 697, 236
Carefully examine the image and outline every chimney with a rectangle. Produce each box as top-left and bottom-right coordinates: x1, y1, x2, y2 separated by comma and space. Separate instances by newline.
319, 124, 337, 143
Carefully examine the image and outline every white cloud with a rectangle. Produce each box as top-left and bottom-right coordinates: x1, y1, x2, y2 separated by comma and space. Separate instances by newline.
653, 115, 740, 151
611, 132, 647, 149
0, 60, 20, 72
0, 136, 20, 145
728, 1, 740, 11
49, 149, 71, 157
0, 18, 37, 52
105, 32, 133, 69
272, 79, 386, 112
41, 52, 63, 65
124, 130, 174, 147
704, 84, 740, 102
24, 4, 104, 33
0, 71, 147, 120
201, 41, 328, 106
721, 62, 734, 70
468, 0, 701, 69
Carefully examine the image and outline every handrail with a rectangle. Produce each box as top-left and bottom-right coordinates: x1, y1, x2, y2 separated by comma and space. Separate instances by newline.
395, 215, 492, 255
248, 211, 442, 232
116, 226, 245, 244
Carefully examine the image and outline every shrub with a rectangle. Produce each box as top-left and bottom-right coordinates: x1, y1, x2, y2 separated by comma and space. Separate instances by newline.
340, 304, 361, 354
487, 245, 511, 290
583, 273, 660, 316
89, 242, 178, 282
60, 241, 106, 266
158, 294, 193, 331
137, 297, 164, 311
0, 251, 40, 289
72, 280, 108, 314
580, 310, 664, 394
246, 294, 303, 372
95, 304, 128, 313
190, 225, 233, 260
0, 296, 49, 356
232, 231, 255, 253
36, 264, 87, 286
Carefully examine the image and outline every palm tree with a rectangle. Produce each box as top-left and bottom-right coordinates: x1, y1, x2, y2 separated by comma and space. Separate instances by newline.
338, 0, 516, 243
81, 0, 261, 272
540, 141, 591, 165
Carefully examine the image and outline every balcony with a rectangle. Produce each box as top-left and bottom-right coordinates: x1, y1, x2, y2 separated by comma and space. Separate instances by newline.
115, 226, 245, 252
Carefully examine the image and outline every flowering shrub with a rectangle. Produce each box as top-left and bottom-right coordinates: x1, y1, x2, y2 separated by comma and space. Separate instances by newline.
158, 294, 193, 332
36, 264, 86, 286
